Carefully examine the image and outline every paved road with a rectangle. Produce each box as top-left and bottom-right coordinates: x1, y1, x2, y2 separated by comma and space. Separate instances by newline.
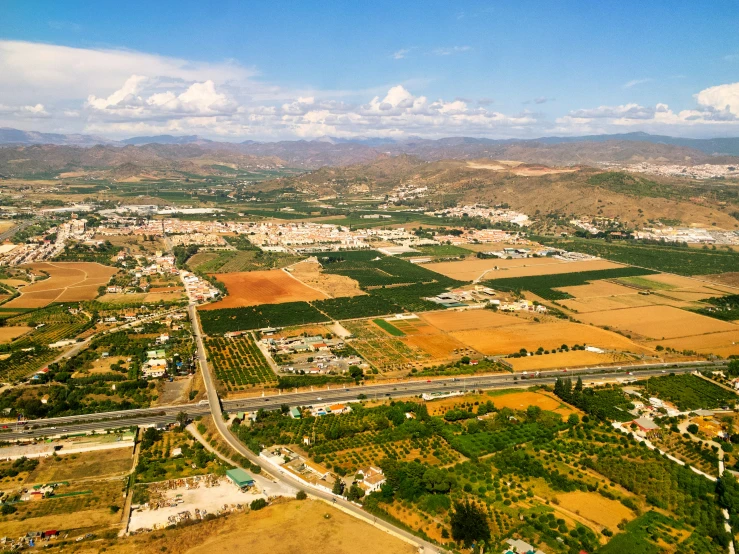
0, 217, 36, 242
187, 301, 443, 553
2, 360, 725, 440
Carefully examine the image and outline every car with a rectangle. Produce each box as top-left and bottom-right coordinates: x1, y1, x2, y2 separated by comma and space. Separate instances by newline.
317, 397, 323, 401
385, 393, 390, 396
344, 388, 349, 391
61, 429, 68, 432
263, 398, 269, 402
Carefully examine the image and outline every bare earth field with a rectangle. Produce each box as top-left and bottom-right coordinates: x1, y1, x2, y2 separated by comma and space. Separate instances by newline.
576, 305, 737, 340
4, 262, 116, 308
97, 291, 185, 304
426, 390, 576, 418
287, 259, 366, 298
424, 257, 621, 281
555, 491, 636, 532
450, 320, 650, 355
561, 294, 693, 313
26, 447, 134, 483
101, 500, 416, 554
0, 325, 31, 343
202, 269, 328, 310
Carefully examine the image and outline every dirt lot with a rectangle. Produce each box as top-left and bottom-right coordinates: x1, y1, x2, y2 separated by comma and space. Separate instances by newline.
555, 491, 635, 531
202, 269, 328, 309
288, 259, 365, 298
576, 305, 737, 340
4, 262, 117, 308
26, 447, 134, 482
450, 320, 650, 355
107, 500, 416, 554
424, 257, 621, 281
0, 325, 31, 343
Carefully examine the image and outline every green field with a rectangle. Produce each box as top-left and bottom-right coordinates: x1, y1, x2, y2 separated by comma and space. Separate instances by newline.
641, 373, 737, 411
537, 236, 739, 276
198, 301, 329, 334
484, 267, 658, 300
372, 318, 405, 336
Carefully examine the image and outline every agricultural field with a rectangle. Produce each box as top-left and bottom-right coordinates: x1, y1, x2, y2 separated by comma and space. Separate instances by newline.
342, 319, 431, 373
188, 249, 302, 273
206, 334, 277, 392
538, 236, 739, 276
658, 329, 739, 357
507, 350, 626, 372
424, 256, 622, 282
3, 262, 116, 308
313, 294, 401, 320
316, 250, 461, 289
233, 394, 732, 552
26, 446, 135, 483
420, 309, 524, 332
482, 266, 658, 300
575, 305, 738, 340
449, 319, 649, 356
288, 258, 366, 298
640, 373, 737, 411
204, 269, 328, 309
198, 302, 329, 334
0, 325, 31, 343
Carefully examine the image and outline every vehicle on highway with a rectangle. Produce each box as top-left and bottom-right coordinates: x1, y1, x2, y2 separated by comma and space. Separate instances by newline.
317, 397, 323, 401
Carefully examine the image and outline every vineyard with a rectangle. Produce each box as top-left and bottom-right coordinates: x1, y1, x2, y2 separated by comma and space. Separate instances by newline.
206, 334, 277, 391
0, 348, 58, 383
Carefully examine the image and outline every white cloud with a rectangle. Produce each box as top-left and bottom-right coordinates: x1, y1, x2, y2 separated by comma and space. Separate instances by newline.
432, 46, 471, 56
391, 49, 410, 60
623, 78, 652, 89
0, 103, 49, 118
694, 82, 739, 116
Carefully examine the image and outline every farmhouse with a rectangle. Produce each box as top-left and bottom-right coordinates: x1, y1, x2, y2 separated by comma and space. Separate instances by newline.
357, 466, 386, 493
630, 417, 660, 437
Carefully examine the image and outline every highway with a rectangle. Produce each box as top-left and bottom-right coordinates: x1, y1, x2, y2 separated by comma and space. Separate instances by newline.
2, 359, 724, 440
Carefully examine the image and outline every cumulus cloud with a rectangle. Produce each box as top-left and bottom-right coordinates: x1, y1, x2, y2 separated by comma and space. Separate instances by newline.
0, 103, 49, 118
694, 82, 739, 116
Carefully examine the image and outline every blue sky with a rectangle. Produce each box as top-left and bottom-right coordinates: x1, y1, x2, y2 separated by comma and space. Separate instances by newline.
1, 0, 739, 140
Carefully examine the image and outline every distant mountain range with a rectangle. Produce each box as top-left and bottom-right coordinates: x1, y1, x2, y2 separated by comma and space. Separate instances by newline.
2, 128, 739, 169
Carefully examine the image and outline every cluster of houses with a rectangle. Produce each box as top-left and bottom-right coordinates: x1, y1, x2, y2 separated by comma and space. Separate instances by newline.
181, 271, 220, 302
425, 287, 547, 314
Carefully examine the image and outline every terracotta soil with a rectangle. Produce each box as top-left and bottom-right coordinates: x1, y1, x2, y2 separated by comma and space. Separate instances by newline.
202, 269, 329, 309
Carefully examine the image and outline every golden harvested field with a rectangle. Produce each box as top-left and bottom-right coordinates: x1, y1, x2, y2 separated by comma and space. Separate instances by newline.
27, 447, 134, 482
390, 316, 478, 360
658, 330, 739, 357
97, 291, 185, 304
555, 491, 636, 531
643, 273, 737, 291
491, 390, 577, 417
560, 294, 692, 313
175, 500, 416, 554
4, 262, 116, 308
451, 320, 650, 355
288, 259, 365, 298
576, 305, 737, 340
0, 325, 31, 343
73, 356, 127, 377
202, 269, 328, 309
424, 257, 621, 281
507, 351, 619, 371
420, 309, 519, 332
557, 280, 638, 298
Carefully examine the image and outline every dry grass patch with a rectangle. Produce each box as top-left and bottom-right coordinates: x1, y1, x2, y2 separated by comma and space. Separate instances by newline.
425, 257, 621, 281
203, 269, 328, 309
659, 329, 739, 357
507, 351, 618, 371
288, 259, 366, 298
0, 325, 31, 343
27, 447, 134, 482
555, 491, 636, 531
576, 305, 737, 340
